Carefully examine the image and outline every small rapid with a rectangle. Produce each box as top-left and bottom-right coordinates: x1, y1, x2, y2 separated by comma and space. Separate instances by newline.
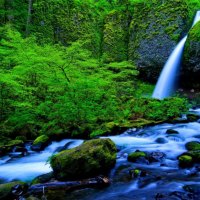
0, 110, 200, 199
0, 139, 83, 182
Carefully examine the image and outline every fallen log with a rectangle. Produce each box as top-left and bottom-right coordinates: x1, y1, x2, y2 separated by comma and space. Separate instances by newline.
28, 176, 110, 195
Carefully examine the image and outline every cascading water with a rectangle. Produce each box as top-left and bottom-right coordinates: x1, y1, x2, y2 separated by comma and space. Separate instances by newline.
152, 11, 200, 99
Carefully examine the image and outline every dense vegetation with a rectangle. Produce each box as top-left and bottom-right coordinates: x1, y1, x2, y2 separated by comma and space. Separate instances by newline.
1, 0, 198, 141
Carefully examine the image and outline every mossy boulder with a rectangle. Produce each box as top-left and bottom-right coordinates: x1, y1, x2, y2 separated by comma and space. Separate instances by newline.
178, 155, 193, 168
50, 138, 117, 180
186, 141, 200, 151
0, 181, 26, 200
31, 135, 50, 151
128, 151, 147, 162
129, 0, 188, 82
183, 20, 200, 88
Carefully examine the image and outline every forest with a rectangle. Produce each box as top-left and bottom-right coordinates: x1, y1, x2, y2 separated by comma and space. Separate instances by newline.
1, 0, 200, 200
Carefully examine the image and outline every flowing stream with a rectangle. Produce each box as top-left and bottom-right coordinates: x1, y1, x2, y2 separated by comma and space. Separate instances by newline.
0, 109, 200, 199
152, 11, 200, 99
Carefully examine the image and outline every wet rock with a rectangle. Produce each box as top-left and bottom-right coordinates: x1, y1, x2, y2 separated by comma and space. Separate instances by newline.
148, 152, 166, 163
185, 141, 200, 151
166, 129, 179, 134
178, 155, 193, 168
155, 137, 168, 144
183, 184, 200, 194
31, 135, 50, 151
128, 151, 147, 163
31, 172, 54, 185
155, 191, 197, 200
50, 138, 117, 180
54, 141, 74, 153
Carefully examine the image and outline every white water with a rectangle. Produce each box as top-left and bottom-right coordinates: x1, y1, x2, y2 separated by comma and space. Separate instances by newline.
153, 11, 200, 99
0, 139, 83, 182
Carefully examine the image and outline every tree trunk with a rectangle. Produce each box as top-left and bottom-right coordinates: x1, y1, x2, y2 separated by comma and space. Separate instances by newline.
27, 176, 110, 195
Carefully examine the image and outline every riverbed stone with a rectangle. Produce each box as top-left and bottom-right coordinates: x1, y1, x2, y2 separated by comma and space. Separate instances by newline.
155, 137, 168, 144
31, 135, 50, 151
178, 155, 193, 168
186, 141, 200, 151
128, 151, 147, 163
50, 138, 117, 180
148, 152, 166, 163
31, 172, 54, 185
166, 129, 179, 134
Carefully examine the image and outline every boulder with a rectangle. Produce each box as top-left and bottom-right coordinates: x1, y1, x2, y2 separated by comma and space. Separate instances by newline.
178, 155, 193, 168
155, 137, 168, 144
185, 141, 200, 151
31, 135, 50, 151
128, 151, 147, 163
148, 152, 166, 163
31, 172, 54, 185
50, 138, 117, 180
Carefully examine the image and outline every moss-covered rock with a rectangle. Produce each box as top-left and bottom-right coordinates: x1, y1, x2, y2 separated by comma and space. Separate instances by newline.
128, 151, 147, 162
0, 181, 26, 200
183, 20, 200, 88
31, 135, 50, 151
50, 138, 117, 180
186, 141, 200, 151
31, 172, 54, 185
178, 155, 193, 168
129, 0, 188, 82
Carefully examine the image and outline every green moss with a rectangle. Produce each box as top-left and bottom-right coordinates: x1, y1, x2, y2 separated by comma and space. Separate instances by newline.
186, 141, 200, 151
50, 138, 117, 180
33, 135, 49, 145
178, 155, 193, 168
128, 151, 147, 162
7, 140, 24, 147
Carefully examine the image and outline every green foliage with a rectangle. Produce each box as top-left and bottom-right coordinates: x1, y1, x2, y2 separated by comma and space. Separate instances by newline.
0, 0, 190, 140
129, 97, 188, 121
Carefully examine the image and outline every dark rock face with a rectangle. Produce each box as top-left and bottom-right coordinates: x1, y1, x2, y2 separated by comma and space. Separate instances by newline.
129, 0, 188, 82
182, 21, 200, 88
102, 10, 130, 62
50, 138, 117, 180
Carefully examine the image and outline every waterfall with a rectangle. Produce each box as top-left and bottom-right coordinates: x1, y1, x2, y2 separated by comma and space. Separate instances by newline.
152, 11, 200, 99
